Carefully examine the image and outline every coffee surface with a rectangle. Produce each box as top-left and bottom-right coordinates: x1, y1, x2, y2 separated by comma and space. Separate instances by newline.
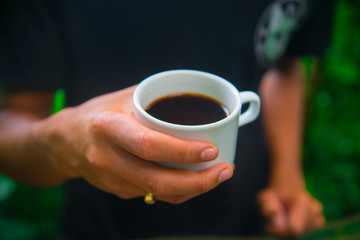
145, 93, 229, 125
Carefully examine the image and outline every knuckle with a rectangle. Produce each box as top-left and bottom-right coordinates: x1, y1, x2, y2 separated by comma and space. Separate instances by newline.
132, 131, 153, 159
196, 177, 212, 193
295, 191, 310, 205
87, 147, 108, 171
146, 176, 165, 196
88, 111, 111, 136
182, 145, 194, 163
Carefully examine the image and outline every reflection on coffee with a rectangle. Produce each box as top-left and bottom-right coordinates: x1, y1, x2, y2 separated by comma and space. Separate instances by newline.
145, 93, 229, 125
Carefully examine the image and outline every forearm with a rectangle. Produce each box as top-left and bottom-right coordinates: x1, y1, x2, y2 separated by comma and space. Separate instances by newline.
0, 102, 71, 187
259, 59, 305, 191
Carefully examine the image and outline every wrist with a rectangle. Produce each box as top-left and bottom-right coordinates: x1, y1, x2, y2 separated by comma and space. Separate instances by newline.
33, 113, 79, 181
268, 158, 305, 193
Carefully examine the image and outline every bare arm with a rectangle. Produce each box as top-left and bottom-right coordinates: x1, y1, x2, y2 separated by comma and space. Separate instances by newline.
257, 58, 325, 236
260, 58, 305, 192
0, 84, 233, 203
0, 88, 70, 185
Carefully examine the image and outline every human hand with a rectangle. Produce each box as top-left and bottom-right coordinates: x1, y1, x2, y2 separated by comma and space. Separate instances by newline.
257, 187, 325, 237
35, 85, 233, 204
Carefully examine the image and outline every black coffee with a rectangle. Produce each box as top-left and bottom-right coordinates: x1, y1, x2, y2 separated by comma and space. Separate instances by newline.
145, 93, 229, 125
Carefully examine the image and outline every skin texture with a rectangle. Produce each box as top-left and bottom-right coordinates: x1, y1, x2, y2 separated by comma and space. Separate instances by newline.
0, 58, 325, 236
257, 59, 325, 237
0, 85, 233, 204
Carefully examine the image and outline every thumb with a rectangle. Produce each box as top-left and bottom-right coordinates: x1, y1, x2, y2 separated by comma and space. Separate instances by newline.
257, 189, 287, 232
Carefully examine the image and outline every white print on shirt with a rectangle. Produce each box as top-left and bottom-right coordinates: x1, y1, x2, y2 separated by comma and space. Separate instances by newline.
254, 0, 307, 67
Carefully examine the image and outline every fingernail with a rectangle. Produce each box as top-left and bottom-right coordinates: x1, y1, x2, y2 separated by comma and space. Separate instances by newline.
201, 148, 217, 161
218, 168, 232, 183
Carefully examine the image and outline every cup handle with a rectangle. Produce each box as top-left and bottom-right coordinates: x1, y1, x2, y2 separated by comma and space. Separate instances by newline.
238, 91, 261, 127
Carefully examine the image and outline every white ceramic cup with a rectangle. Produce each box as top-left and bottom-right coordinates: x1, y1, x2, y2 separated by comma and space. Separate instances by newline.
133, 69, 261, 171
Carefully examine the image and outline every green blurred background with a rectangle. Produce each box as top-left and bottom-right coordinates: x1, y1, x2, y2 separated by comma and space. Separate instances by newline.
0, 0, 360, 239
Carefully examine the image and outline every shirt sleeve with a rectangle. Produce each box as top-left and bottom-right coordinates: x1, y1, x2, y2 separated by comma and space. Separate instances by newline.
285, 0, 337, 57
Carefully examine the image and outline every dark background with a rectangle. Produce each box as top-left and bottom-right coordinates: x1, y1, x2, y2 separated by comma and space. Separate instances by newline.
0, 0, 359, 239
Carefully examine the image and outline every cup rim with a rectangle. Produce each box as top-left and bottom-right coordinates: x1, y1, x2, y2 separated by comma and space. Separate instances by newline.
133, 69, 242, 131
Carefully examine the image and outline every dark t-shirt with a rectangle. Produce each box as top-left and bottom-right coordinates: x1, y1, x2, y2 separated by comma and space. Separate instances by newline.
0, 1, 335, 239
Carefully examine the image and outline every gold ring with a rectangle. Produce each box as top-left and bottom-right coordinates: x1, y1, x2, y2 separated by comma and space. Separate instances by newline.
144, 192, 156, 205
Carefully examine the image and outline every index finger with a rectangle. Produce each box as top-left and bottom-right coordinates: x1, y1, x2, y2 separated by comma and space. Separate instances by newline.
90, 111, 218, 163
110, 147, 233, 199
